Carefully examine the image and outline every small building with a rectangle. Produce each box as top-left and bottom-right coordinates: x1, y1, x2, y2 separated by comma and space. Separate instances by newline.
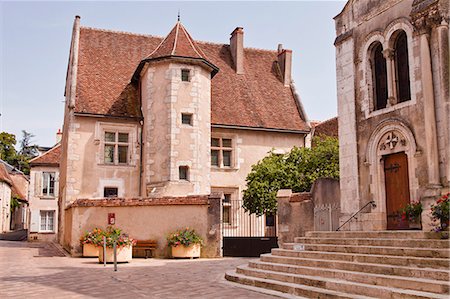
28, 144, 60, 242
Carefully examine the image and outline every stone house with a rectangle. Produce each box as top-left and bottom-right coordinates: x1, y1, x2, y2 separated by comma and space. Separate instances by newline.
28, 144, 60, 242
0, 161, 29, 233
335, 0, 449, 230
59, 17, 310, 255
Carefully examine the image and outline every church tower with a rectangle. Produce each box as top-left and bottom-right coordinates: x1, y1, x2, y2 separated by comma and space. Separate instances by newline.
134, 21, 219, 197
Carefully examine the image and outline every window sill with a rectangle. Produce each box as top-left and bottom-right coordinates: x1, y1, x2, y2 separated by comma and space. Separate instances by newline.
39, 196, 56, 200
98, 163, 135, 168
365, 99, 415, 119
211, 166, 239, 172
38, 231, 55, 234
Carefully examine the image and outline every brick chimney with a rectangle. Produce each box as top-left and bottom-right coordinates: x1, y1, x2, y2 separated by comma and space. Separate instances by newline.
277, 44, 292, 87
56, 129, 62, 144
230, 27, 244, 74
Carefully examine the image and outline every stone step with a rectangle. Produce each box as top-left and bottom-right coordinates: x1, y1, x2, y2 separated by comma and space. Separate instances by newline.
260, 254, 450, 281
305, 231, 441, 240
248, 260, 450, 295
271, 248, 450, 269
282, 243, 450, 259
235, 265, 449, 299
294, 237, 449, 249
225, 269, 376, 299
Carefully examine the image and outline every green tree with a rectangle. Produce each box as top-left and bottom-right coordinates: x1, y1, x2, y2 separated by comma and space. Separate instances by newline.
242, 136, 339, 216
0, 132, 18, 165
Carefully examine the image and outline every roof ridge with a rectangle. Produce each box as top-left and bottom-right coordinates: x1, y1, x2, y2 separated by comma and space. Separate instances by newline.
171, 22, 180, 55
179, 22, 204, 58
80, 26, 165, 39
80, 26, 278, 53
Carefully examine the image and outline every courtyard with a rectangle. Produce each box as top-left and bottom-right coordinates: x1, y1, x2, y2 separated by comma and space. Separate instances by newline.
0, 241, 286, 298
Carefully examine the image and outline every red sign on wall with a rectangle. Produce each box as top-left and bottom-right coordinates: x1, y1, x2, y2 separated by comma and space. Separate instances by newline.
108, 213, 115, 225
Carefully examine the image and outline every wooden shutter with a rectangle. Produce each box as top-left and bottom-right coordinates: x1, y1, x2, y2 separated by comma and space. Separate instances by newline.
29, 210, 40, 232
54, 173, 59, 199
34, 171, 42, 197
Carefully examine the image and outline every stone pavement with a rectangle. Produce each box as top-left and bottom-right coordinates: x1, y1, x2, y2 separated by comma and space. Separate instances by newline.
0, 241, 287, 298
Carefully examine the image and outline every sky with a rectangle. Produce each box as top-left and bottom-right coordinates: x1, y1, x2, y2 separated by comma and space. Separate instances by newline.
0, 0, 346, 147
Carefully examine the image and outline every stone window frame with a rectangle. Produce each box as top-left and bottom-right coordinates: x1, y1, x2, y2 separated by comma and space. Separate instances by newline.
39, 210, 55, 233
181, 69, 190, 82
94, 122, 138, 167
211, 135, 237, 170
365, 118, 419, 230
360, 19, 417, 119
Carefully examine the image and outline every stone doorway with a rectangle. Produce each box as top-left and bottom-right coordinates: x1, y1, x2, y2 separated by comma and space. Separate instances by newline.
384, 152, 410, 230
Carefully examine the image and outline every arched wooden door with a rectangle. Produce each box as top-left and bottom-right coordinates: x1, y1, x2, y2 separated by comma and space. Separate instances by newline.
384, 152, 410, 230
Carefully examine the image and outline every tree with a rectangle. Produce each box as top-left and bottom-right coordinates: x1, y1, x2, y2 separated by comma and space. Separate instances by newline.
242, 136, 339, 216
0, 132, 18, 165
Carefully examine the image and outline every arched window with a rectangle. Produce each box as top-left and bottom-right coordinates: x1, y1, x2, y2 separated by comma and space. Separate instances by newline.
394, 31, 411, 103
371, 42, 388, 110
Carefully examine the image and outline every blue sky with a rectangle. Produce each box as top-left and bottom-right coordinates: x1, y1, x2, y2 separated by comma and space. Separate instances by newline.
1, 1, 345, 147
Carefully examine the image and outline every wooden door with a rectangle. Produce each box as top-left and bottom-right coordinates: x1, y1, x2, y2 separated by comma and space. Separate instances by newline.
384, 152, 410, 230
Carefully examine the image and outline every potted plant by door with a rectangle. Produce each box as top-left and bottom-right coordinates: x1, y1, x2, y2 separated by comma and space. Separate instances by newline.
400, 201, 423, 230
431, 193, 449, 239
80, 228, 104, 257
98, 226, 136, 263
167, 228, 203, 258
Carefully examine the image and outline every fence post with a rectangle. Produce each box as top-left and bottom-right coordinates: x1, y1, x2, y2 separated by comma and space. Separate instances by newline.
103, 236, 106, 267
113, 240, 117, 272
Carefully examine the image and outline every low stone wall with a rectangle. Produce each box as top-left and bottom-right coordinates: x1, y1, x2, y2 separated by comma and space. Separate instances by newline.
64, 194, 221, 258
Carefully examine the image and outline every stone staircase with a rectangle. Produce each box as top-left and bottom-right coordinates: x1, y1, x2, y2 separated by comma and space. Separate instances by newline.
225, 231, 450, 298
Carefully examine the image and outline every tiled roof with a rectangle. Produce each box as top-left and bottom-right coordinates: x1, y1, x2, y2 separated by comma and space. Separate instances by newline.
30, 144, 61, 167
147, 21, 208, 60
0, 164, 13, 186
74, 25, 309, 132
313, 117, 339, 138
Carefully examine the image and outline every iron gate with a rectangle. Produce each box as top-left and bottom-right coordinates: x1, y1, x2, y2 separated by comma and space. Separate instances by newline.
222, 199, 277, 257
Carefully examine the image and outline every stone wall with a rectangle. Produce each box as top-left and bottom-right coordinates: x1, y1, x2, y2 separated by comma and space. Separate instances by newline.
63, 195, 221, 258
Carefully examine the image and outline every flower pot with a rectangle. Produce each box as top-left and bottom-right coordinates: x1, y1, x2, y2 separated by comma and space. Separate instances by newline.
98, 245, 132, 263
83, 243, 100, 257
171, 244, 200, 258
408, 219, 422, 230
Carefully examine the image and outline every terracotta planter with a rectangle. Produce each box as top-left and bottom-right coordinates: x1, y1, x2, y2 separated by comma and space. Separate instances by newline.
98, 245, 132, 263
171, 244, 201, 258
83, 243, 100, 257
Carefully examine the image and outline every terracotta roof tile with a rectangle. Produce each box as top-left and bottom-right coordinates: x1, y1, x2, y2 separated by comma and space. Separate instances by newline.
30, 144, 61, 167
0, 164, 12, 186
313, 117, 338, 138
74, 26, 309, 131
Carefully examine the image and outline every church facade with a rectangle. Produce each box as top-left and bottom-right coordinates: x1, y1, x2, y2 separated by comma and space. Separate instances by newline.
59, 17, 309, 254
335, 0, 449, 231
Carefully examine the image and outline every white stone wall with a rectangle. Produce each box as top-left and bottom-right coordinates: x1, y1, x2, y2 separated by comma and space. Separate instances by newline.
336, 37, 360, 219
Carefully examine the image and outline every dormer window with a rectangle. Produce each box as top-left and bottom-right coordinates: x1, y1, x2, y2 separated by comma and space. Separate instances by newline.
181, 69, 190, 82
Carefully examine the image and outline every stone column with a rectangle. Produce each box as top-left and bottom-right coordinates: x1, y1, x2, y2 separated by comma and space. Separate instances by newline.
383, 48, 397, 107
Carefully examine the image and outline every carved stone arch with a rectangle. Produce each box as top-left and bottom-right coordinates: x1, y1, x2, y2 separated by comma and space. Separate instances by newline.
365, 118, 419, 229
384, 18, 415, 46
359, 32, 386, 115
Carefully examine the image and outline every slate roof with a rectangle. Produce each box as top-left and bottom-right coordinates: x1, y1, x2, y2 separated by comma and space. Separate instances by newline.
74, 23, 309, 132
30, 144, 61, 167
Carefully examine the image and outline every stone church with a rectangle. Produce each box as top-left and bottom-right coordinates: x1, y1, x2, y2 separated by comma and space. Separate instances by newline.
59, 17, 309, 255
335, 0, 449, 231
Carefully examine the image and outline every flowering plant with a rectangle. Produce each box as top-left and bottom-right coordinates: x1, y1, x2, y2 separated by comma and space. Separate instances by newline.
431, 193, 449, 232
80, 228, 105, 246
167, 228, 203, 247
81, 226, 136, 248
400, 200, 422, 223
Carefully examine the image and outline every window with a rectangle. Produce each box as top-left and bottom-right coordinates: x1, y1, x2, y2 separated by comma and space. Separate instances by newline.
371, 42, 388, 110
181, 113, 193, 125
181, 69, 190, 82
394, 31, 411, 103
222, 193, 231, 224
40, 210, 54, 232
104, 187, 118, 198
104, 131, 129, 165
42, 172, 55, 197
179, 166, 189, 181
211, 137, 233, 167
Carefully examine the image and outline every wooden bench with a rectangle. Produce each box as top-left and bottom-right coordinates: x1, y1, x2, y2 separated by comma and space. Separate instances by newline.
132, 240, 157, 258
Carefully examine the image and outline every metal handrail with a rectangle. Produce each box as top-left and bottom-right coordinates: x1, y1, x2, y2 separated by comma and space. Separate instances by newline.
336, 200, 376, 231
